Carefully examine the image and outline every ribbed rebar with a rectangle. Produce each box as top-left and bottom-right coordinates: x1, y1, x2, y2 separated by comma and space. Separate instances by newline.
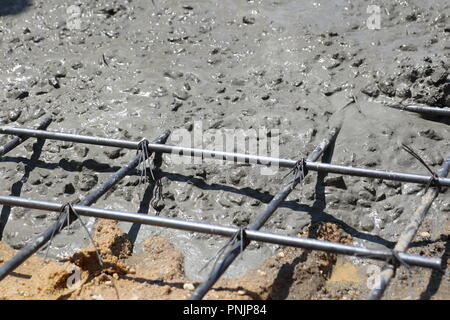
1, 126, 450, 187
368, 152, 450, 300
190, 127, 340, 300
0, 130, 170, 281
0, 116, 53, 157
0, 195, 441, 271
387, 104, 450, 117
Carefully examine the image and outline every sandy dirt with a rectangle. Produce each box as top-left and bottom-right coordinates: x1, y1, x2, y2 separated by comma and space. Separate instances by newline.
0, 220, 354, 300
1, 219, 448, 300
0, 0, 449, 299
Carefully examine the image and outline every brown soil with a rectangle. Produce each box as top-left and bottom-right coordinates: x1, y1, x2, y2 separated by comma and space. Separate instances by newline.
0, 220, 351, 300
2, 219, 447, 300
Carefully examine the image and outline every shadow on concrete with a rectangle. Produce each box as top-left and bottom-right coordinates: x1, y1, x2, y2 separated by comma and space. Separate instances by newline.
0, 0, 30, 16
269, 134, 338, 299
419, 234, 450, 300
0, 137, 45, 240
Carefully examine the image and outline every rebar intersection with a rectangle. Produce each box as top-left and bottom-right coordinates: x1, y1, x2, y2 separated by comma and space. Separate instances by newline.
0, 116, 448, 300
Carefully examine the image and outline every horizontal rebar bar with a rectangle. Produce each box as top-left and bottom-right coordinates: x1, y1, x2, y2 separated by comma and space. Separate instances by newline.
0, 117, 53, 157
368, 151, 450, 300
305, 162, 450, 186
1, 126, 450, 187
388, 104, 450, 117
0, 195, 441, 271
0, 130, 171, 282
191, 126, 341, 300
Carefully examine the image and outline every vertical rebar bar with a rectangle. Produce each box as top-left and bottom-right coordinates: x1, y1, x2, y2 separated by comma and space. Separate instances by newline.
368, 152, 450, 300
0, 130, 171, 281
0, 116, 53, 157
190, 126, 341, 300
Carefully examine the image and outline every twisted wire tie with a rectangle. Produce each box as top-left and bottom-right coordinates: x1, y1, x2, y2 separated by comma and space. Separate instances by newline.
45, 202, 103, 267
137, 138, 164, 212
282, 158, 308, 190
199, 227, 248, 273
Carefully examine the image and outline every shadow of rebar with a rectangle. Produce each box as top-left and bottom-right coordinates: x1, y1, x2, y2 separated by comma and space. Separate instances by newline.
0, 138, 46, 240
0, 153, 397, 248
0, 0, 29, 16
159, 169, 396, 248
414, 114, 450, 127
419, 235, 450, 300
269, 137, 336, 299
0, 156, 124, 173
128, 152, 165, 245
127, 181, 157, 245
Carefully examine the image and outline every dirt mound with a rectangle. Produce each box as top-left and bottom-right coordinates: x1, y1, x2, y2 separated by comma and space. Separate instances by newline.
0, 222, 356, 300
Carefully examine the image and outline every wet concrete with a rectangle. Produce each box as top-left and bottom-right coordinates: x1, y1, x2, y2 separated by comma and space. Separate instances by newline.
0, 0, 449, 281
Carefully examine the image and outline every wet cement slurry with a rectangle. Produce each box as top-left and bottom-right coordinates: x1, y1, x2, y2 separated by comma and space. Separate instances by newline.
0, 0, 448, 299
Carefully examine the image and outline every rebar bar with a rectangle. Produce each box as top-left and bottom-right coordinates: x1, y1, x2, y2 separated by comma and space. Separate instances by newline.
0, 130, 171, 281
191, 127, 340, 300
0, 117, 53, 157
388, 104, 450, 117
368, 152, 450, 300
2, 126, 450, 187
0, 195, 441, 270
